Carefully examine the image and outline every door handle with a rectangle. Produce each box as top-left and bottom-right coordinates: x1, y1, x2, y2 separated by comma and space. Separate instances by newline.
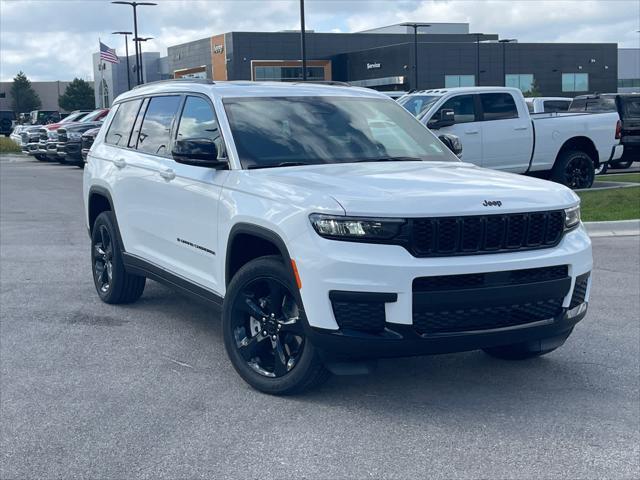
465, 130, 479, 135
514, 126, 529, 131
159, 167, 175, 181
113, 158, 126, 169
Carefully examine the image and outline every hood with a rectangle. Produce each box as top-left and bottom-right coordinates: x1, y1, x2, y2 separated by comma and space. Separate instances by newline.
61, 121, 103, 132
251, 161, 579, 217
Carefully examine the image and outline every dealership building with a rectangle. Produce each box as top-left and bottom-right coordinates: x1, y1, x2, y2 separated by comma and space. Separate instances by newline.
165, 22, 619, 97
90, 22, 633, 106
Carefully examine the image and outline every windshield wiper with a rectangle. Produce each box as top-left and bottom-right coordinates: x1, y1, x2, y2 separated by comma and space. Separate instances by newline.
248, 161, 313, 170
355, 156, 423, 163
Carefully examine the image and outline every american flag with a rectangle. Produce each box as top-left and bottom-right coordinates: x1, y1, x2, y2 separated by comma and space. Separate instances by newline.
100, 42, 120, 64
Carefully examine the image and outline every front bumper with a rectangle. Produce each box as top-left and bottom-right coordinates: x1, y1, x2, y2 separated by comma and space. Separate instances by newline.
290, 222, 592, 358
308, 304, 587, 360
57, 141, 82, 160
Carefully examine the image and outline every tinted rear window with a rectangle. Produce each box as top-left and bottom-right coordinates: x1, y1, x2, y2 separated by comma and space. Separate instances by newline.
622, 98, 640, 118
543, 100, 570, 113
135, 96, 182, 156
105, 100, 142, 146
480, 93, 518, 120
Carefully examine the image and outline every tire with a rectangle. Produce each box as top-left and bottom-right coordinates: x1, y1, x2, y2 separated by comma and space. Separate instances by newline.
594, 162, 608, 175
223, 256, 330, 395
551, 150, 595, 189
611, 159, 634, 170
34, 154, 47, 162
483, 330, 572, 360
91, 211, 145, 304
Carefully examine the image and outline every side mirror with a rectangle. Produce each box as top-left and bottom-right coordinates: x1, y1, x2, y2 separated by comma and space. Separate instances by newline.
438, 133, 463, 158
428, 109, 456, 129
172, 138, 228, 169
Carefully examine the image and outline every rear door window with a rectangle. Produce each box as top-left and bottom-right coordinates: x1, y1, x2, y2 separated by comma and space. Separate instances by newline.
135, 96, 182, 157
106, 100, 142, 146
479, 93, 518, 121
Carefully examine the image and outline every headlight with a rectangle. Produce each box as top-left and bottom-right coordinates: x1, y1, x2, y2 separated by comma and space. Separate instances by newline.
68, 132, 82, 141
309, 214, 405, 241
564, 205, 581, 229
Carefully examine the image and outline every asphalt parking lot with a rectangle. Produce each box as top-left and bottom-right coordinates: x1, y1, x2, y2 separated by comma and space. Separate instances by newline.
1, 154, 639, 479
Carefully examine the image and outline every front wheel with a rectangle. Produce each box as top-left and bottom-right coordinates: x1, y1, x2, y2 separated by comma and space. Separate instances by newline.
223, 256, 330, 395
551, 150, 595, 189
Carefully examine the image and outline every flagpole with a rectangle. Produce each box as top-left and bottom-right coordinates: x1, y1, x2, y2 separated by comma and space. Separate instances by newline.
99, 38, 105, 108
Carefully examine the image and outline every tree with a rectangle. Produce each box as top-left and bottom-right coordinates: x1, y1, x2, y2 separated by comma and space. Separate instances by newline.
523, 79, 542, 98
59, 78, 95, 111
10, 71, 41, 114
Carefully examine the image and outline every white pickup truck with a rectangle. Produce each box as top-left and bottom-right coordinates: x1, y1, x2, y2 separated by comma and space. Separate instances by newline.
399, 87, 623, 188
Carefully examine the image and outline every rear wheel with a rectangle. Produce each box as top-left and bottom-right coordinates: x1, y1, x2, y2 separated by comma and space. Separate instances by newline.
551, 150, 595, 189
483, 330, 572, 360
223, 256, 330, 395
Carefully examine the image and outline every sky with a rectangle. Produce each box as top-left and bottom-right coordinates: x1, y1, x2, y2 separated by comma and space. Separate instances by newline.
0, 0, 639, 82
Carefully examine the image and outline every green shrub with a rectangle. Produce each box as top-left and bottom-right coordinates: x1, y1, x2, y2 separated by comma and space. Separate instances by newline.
0, 136, 22, 154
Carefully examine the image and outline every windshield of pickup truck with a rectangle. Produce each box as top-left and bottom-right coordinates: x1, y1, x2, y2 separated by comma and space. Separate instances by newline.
397, 95, 440, 117
223, 96, 455, 169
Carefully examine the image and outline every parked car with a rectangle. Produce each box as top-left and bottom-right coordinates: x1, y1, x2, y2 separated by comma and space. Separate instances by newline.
569, 93, 640, 168
81, 127, 102, 164
400, 87, 623, 189
29, 110, 61, 125
0, 110, 16, 136
9, 125, 26, 145
20, 126, 45, 159
57, 122, 104, 166
525, 97, 572, 114
31, 109, 107, 161
84, 80, 592, 394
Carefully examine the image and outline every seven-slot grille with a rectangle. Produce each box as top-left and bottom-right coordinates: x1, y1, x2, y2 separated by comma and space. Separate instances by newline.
57, 129, 68, 143
409, 211, 565, 257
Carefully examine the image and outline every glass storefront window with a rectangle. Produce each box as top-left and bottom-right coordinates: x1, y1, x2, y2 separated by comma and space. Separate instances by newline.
562, 73, 589, 92
505, 74, 534, 93
254, 65, 325, 82
444, 75, 475, 88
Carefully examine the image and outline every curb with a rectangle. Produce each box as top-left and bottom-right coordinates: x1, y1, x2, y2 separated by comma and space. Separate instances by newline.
584, 219, 640, 237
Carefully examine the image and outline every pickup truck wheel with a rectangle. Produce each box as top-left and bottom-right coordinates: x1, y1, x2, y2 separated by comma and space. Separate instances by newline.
483, 330, 572, 360
223, 256, 330, 395
91, 211, 146, 304
34, 154, 47, 162
551, 150, 595, 189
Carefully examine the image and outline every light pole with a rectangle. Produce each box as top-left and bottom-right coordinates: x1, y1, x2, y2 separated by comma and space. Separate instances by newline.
111, 1, 157, 86
112, 31, 133, 90
133, 37, 153, 84
299, 0, 307, 81
498, 39, 516, 86
400, 22, 431, 90
470, 33, 484, 86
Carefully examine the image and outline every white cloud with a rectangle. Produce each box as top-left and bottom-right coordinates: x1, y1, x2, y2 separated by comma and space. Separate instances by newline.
0, 0, 637, 81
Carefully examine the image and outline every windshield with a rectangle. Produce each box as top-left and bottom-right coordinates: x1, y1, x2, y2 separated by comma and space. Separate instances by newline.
223, 96, 456, 169
622, 97, 640, 118
81, 110, 105, 122
61, 112, 88, 124
397, 95, 440, 117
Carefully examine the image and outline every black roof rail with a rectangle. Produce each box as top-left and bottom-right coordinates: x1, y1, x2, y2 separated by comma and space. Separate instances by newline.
292, 80, 351, 87
132, 78, 215, 90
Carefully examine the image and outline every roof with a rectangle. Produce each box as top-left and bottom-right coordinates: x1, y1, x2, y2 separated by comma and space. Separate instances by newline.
114, 80, 385, 104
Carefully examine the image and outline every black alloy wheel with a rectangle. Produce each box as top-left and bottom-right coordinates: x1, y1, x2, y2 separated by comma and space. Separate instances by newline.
565, 154, 594, 189
92, 224, 114, 295
223, 256, 329, 394
230, 275, 305, 378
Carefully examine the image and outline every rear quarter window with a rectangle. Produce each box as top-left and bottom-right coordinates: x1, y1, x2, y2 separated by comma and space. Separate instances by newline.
105, 99, 143, 147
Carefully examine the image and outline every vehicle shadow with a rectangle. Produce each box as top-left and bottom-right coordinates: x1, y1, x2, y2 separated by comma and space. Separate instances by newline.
125, 280, 599, 415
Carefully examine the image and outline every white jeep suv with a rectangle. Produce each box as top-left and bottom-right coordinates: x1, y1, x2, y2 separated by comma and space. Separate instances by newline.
83, 80, 592, 395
